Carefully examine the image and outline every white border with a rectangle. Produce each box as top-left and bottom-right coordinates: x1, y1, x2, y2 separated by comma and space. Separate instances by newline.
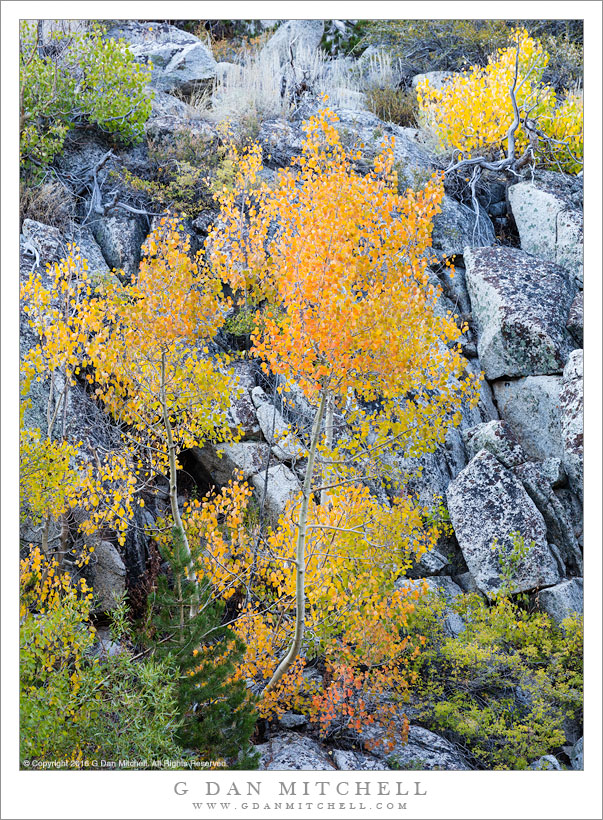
2, 2, 601, 819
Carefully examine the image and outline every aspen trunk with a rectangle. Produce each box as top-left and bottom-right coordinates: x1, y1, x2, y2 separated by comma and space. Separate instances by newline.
160, 352, 197, 615
264, 392, 326, 694
320, 392, 334, 507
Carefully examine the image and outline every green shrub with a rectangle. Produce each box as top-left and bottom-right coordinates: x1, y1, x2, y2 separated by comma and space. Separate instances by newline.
117, 126, 242, 218
20, 547, 184, 767
538, 33, 583, 92
20, 547, 102, 763
19, 21, 152, 176
223, 305, 258, 337
406, 588, 583, 770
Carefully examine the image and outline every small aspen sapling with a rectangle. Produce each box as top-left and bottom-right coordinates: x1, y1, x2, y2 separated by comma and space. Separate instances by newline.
209, 108, 481, 737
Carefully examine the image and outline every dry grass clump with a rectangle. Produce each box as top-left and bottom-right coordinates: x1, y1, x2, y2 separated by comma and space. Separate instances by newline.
366, 87, 418, 127
20, 179, 75, 232
195, 45, 366, 124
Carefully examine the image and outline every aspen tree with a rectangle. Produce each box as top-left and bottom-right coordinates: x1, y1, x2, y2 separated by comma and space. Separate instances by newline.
210, 109, 481, 721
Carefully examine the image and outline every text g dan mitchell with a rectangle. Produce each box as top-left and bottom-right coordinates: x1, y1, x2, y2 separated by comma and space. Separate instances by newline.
174, 780, 428, 797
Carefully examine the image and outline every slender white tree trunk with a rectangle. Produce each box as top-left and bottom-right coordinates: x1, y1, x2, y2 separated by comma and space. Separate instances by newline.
321, 391, 334, 507
160, 352, 198, 614
264, 392, 326, 693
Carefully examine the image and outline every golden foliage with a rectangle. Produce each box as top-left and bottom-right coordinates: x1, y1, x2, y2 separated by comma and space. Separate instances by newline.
417, 28, 583, 173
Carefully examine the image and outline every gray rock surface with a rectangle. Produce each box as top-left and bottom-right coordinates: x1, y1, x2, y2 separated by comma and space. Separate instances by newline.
251, 387, 305, 461
395, 358, 499, 508
90, 214, 147, 278
566, 291, 583, 345
412, 70, 457, 90
257, 731, 336, 770
539, 457, 566, 488
463, 420, 527, 468
107, 21, 217, 94
406, 545, 449, 578
332, 749, 386, 770
570, 736, 584, 770
278, 712, 308, 730
554, 488, 584, 561
538, 578, 583, 625
492, 376, 564, 461
90, 629, 126, 659
261, 19, 325, 67
514, 461, 582, 575
453, 571, 482, 594
335, 109, 435, 184
387, 725, 469, 770
432, 195, 495, 257
560, 350, 583, 503
87, 539, 126, 612
70, 226, 118, 284
258, 108, 434, 178
530, 755, 562, 770
508, 174, 583, 284
398, 576, 466, 637
225, 387, 261, 441
149, 88, 204, 120
197, 441, 272, 485
464, 246, 576, 380
250, 464, 301, 520
446, 450, 561, 597
20, 226, 66, 439
426, 576, 465, 636
437, 264, 472, 316
21, 219, 67, 271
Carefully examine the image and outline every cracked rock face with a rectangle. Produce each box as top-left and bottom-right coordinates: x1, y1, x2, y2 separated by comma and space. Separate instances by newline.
386, 725, 470, 771
508, 174, 583, 285
86, 539, 126, 613
250, 463, 301, 520
257, 731, 336, 770
492, 376, 564, 461
432, 194, 495, 257
537, 578, 583, 625
566, 291, 584, 345
446, 450, 561, 597
106, 22, 217, 94
463, 420, 527, 468
195, 441, 272, 485
464, 246, 576, 380
251, 386, 305, 461
260, 19, 325, 67
331, 749, 386, 771
513, 461, 582, 576
560, 350, 583, 503
90, 215, 146, 278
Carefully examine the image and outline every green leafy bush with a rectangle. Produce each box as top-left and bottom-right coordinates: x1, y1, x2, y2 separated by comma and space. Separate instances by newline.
20, 547, 101, 762
20, 547, 183, 767
406, 588, 583, 770
19, 21, 152, 175
116, 125, 244, 218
